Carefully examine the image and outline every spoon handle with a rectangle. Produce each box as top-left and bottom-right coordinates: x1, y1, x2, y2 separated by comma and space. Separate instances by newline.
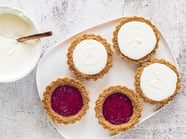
17, 31, 53, 42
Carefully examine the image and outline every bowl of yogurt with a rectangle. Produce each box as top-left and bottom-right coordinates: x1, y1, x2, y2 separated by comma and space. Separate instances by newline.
0, 6, 41, 82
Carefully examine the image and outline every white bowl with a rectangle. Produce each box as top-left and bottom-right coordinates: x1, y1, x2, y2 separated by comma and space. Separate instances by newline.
0, 6, 41, 83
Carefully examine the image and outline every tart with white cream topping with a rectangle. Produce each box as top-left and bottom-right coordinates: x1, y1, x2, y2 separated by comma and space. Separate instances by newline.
113, 16, 159, 64
135, 59, 181, 105
67, 34, 113, 80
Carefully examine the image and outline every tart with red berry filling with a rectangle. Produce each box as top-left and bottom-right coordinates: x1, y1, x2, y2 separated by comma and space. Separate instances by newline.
42, 77, 89, 124
95, 85, 142, 133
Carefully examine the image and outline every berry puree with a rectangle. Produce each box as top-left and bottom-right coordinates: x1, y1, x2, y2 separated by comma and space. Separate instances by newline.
103, 92, 133, 125
51, 85, 83, 117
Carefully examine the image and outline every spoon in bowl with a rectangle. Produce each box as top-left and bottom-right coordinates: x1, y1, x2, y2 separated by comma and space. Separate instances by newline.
17, 31, 53, 42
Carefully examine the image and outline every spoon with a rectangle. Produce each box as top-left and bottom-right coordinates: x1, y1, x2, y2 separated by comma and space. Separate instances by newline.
17, 31, 53, 42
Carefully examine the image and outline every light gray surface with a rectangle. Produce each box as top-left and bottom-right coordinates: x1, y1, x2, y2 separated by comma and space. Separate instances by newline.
0, 0, 186, 139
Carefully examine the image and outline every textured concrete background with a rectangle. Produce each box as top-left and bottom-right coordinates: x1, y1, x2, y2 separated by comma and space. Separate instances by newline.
0, 0, 186, 139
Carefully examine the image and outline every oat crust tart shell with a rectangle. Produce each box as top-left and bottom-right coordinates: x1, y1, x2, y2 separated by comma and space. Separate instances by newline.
135, 59, 181, 105
95, 85, 142, 133
113, 16, 160, 64
42, 77, 90, 124
67, 34, 113, 81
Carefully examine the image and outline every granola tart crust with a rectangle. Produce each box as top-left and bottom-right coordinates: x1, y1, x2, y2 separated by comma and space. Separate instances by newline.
134, 59, 181, 105
42, 77, 90, 124
67, 34, 113, 81
95, 85, 142, 133
112, 16, 160, 64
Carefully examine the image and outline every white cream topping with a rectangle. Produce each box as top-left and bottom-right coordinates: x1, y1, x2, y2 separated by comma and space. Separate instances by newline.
0, 11, 40, 82
72, 40, 107, 75
140, 63, 177, 101
117, 21, 156, 60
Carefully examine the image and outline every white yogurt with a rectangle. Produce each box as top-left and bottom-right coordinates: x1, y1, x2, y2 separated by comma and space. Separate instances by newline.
0, 7, 41, 82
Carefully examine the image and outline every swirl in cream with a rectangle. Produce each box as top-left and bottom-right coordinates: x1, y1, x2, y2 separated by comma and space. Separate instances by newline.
117, 21, 156, 60
73, 40, 107, 75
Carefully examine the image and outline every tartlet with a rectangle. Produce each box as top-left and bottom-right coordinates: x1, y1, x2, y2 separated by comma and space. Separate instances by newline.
67, 34, 113, 81
95, 85, 142, 133
113, 16, 160, 64
42, 77, 90, 124
135, 59, 181, 105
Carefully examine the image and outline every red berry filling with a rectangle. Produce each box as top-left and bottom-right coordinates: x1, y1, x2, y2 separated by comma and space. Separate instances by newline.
103, 92, 133, 125
51, 85, 83, 117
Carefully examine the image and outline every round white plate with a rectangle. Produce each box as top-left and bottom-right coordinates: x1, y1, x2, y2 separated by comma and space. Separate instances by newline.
36, 17, 178, 139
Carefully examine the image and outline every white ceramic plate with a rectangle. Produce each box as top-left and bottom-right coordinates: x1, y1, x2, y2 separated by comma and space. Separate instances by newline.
36, 17, 178, 139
